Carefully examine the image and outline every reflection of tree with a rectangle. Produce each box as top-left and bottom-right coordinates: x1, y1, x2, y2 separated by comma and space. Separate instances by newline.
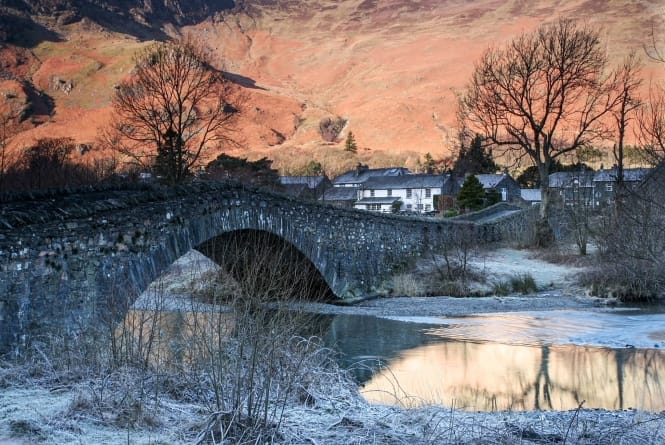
615, 349, 625, 410
637, 349, 663, 410
357, 334, 665, 411
534, 345, 553, 410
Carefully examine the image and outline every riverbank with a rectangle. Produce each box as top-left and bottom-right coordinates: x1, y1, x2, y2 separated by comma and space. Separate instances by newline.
301, 245, 611, 318
1, 362, 664, 445
2, 248, 664, 444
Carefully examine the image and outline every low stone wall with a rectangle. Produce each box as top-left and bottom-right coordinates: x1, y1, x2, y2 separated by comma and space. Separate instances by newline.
453, 203, 538, 246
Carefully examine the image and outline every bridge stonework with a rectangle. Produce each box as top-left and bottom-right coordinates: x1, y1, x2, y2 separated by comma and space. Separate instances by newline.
0, 183, 534, 355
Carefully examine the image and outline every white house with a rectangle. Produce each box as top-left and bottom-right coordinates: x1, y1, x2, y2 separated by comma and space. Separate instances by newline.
354, 174, 457, 214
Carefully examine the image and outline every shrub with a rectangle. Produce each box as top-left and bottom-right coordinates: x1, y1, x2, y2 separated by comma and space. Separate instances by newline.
591, 178, 665, 302
510, 273, 538, 294
391, 273, 427, 297
457, 175, 485, 211
493, 280, 512, 296
318, 116, 347, 142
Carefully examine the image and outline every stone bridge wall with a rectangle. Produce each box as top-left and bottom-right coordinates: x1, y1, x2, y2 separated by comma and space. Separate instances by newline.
0, 182, 532, 356
455, 203, 539, 246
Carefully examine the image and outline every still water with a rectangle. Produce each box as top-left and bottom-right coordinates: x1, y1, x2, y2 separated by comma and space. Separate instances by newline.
323, 309, 665, 412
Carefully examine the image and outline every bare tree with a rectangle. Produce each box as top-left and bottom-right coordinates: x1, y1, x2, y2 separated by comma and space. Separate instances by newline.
103, 38, 242, 184
459, 19, 621, 245
610, 53, 643, 177
11, 137, 78, 190
609, 52, 643, 214
636, 29, 665, 166
563, 170, 596, 255
637, 85, 665, 164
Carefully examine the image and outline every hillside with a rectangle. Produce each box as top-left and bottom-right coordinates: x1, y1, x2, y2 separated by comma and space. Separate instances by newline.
1, 0, 664, 175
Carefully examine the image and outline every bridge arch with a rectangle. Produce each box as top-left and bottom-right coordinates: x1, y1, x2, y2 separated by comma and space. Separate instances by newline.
195, 229, 336, 302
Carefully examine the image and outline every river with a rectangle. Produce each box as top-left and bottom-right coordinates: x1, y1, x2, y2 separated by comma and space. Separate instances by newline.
324, 308, 665, 412
125, 297, 665, 413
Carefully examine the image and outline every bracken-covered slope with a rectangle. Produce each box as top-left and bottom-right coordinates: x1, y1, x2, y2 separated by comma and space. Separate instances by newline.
1, 0, 664, 174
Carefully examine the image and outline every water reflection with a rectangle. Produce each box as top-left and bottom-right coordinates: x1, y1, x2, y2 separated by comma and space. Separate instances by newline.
121, 306, 665, 412
118, 309, 235, 369
360, 341, 665, 411
119, 307, 331, 369
324, 312, 665, 412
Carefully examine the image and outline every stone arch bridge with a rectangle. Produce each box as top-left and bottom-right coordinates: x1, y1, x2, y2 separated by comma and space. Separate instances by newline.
0, 182, 534, 355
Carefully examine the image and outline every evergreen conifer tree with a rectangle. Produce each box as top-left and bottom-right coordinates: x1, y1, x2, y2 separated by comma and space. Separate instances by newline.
454, 134, 499, 176
457, 175, 485, 211
344, 131, 358, 152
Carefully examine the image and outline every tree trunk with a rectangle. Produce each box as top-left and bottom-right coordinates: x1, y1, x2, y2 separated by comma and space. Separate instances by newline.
537, 164, 555, 247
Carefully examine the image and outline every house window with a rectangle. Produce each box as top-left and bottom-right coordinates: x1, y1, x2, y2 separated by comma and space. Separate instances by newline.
406, 204, 412, 210
387, 189, 392, 197
425, 204, 431, 211
605, 183, 613, 192
370, 189, 375, 197
406, 188, 412, 198
425, 188, 431, 198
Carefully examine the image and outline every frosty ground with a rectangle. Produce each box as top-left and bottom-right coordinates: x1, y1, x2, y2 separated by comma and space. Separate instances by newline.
1, 248, 664, 444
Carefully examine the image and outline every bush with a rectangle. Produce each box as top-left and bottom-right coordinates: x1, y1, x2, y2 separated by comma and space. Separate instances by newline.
493, 280, 512, 296
591, 178, 665, 302
391, 274, 427, 297
12, 230, 340, 443
510, 273, 537, 294
457, 175, 485, 211
318, 116, 347, 142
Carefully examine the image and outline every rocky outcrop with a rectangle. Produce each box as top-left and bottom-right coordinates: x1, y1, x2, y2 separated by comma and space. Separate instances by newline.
2, 0, 237, 40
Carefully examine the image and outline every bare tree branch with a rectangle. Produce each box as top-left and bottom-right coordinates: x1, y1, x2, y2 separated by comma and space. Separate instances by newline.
101, 38, 244, 184
459, 19, 626, 245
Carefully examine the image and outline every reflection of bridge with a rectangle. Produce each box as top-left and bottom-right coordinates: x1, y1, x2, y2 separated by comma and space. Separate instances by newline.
0, 182, 532, 354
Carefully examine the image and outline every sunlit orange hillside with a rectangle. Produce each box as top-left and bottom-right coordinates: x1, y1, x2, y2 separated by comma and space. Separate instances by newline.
1, 0, 664, 175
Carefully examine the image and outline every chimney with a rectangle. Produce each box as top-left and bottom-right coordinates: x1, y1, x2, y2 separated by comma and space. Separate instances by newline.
356, 163, 368, 176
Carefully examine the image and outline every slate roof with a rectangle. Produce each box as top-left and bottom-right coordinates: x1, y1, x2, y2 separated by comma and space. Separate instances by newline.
548, 171, 594, 188
320, 187, 358, 201
593, 168, 651, 183
362, 174, 449, 190
548, 168, 652, 188
520, 188, 542, 202
475, 174, 507, 188
279, 176, 327, 188
332, 167, 410, 186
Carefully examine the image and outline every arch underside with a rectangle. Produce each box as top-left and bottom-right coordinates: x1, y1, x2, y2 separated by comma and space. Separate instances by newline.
195, 229, 336, 302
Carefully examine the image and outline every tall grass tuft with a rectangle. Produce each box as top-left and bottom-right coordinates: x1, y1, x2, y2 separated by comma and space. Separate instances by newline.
509, 273, 538, 294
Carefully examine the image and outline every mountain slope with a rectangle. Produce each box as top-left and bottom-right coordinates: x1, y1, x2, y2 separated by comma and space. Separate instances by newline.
1, 0, 664, 174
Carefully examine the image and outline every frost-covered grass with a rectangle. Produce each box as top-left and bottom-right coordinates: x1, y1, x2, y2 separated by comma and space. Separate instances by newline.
1, 360, 665, 445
